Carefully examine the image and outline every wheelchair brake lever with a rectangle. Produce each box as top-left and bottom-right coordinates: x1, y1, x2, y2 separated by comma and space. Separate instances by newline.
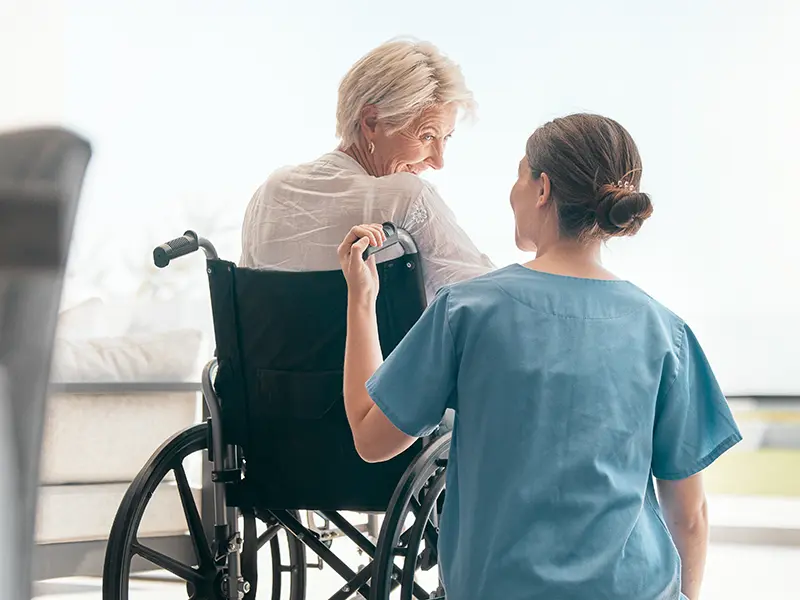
362, 222, 400, 261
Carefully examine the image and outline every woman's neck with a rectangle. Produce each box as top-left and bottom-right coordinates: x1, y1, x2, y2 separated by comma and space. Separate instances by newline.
340, 143, 381, 177
525, 239, 618, 280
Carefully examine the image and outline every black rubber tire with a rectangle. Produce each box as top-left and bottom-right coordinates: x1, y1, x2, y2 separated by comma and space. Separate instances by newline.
102, 423, 306, 599
370, 434, 450, 600
399, 471, 446, 600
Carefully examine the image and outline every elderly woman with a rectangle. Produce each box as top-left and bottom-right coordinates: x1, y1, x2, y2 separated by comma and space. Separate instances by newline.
240, 38, 494, 300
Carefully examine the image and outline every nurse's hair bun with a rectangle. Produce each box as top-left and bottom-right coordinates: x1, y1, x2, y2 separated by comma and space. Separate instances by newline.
594, 181, 653, 237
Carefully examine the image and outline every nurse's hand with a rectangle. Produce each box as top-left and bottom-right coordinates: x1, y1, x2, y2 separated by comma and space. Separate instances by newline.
338, 223, 386, 303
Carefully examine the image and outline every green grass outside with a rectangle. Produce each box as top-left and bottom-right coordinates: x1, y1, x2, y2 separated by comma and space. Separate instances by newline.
704, 449, 800, 497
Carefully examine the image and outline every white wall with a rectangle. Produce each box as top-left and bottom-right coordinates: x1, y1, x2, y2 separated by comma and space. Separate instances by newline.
3, 0, 798, 394
0, 0, 66, 129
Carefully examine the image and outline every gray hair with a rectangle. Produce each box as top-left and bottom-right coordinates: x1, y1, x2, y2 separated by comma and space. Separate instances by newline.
336, 38, 476, 148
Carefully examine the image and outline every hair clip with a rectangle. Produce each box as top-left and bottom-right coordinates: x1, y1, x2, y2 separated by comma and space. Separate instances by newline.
617, 180, 636, 192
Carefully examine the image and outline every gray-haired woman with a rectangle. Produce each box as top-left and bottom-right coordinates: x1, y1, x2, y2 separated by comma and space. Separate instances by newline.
240, 38, 494, 300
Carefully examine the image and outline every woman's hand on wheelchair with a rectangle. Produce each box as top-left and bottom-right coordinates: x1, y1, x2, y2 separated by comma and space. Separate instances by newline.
338, 223, 386, 302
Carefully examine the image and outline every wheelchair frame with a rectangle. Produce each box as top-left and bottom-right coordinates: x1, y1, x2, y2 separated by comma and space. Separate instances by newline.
103, 227, 451, 600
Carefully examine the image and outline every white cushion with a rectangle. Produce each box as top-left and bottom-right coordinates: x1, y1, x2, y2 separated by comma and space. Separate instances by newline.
50, 328, 203, 383
39, 391, 200, 485
55, 297, 133, 341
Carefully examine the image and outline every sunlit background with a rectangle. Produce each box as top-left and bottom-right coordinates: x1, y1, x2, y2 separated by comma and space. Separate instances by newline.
3, 0, 799, 599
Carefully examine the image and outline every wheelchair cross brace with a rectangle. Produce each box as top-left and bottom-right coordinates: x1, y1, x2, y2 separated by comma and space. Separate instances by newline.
201, 358, 434, 600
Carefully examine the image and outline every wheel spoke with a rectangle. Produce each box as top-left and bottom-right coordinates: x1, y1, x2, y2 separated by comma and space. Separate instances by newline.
257, 523, 282, 550
422, 517, 439, 550
132, 541, 204, 585
173, 463, 215, 569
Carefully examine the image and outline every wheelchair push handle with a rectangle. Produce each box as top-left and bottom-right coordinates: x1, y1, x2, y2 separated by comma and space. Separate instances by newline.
362, 222, 418, 261
153, 230, 219, 268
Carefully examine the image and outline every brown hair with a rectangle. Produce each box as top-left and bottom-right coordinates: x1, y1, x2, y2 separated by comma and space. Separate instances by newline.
525, 113, 654, 241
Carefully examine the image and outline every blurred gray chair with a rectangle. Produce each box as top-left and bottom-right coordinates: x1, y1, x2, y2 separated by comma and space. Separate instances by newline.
0, 127, 92, 600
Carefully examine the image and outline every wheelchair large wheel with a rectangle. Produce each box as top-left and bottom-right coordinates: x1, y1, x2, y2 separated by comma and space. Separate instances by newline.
371, 435, 449, 600
102, 423, 306, 599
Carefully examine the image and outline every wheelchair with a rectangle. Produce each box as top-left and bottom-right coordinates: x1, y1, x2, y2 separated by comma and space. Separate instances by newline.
102, 224, 450, 600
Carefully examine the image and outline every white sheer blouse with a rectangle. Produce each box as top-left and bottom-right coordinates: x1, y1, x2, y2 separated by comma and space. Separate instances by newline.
240, 150, 494, 301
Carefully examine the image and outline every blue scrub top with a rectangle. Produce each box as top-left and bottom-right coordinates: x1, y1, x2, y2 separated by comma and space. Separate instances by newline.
367, 264, 741, 600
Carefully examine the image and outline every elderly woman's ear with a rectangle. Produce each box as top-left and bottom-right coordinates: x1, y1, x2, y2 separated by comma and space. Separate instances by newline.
359, 105, 379, 139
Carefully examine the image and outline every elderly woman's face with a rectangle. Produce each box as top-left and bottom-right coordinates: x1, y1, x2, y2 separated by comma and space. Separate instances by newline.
372, 104, 457, 175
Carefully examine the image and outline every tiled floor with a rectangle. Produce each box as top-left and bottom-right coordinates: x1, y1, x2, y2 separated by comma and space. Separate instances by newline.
33, 542, 800, 599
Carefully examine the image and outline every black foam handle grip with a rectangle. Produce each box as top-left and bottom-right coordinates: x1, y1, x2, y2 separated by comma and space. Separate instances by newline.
153, 230, 199, 268
362, 222, 400, 261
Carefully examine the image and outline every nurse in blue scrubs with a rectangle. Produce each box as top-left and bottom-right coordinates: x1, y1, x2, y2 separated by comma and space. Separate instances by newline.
337, 113, 741, 600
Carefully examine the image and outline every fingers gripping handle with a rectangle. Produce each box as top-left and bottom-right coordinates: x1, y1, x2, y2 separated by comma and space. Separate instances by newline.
153, 230, 200, 268
362, 222, 400, 261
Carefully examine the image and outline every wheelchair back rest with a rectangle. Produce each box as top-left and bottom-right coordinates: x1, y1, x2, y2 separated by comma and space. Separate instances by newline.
205, 252, 427, 511
206, 253, 426, 439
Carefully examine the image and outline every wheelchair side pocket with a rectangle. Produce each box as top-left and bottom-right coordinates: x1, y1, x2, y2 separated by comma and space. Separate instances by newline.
256, 369, 342, 420
249, 368, 415, 511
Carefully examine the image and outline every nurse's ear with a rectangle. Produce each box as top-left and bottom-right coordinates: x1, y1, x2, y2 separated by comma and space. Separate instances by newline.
535, 172, 552, 209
